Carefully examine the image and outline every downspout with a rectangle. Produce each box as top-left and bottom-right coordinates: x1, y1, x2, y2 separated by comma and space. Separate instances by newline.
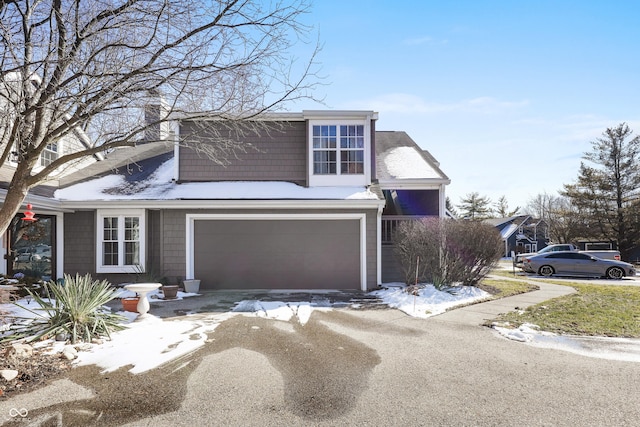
439, 184, 446, 218
377, 203, 383, 287
56, 212, 64, 279
0, 231, 6, 276
173, 121, 180, 181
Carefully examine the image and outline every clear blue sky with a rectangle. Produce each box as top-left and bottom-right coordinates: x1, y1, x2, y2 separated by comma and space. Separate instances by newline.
291, 0, 640, 212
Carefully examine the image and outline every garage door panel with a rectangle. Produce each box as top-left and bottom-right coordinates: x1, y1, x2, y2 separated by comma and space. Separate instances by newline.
193, 219, 360, 290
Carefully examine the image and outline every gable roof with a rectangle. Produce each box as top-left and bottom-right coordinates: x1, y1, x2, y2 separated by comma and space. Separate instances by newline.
375, 131, 450, 185
484, 215, 551, 241
483, 215, 527, 228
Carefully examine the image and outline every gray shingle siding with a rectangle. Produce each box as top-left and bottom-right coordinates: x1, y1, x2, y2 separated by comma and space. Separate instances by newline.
63, 211, 95, 276
179, 120, 307, 185
159, 209, 187, 284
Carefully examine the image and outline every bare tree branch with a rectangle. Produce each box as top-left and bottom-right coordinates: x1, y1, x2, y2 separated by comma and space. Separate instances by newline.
0, 0, 321, 234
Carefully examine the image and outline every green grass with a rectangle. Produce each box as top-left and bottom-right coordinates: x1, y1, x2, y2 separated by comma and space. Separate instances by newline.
493, 281, 640, 338
478, 277, 539, 298
488, 268, 528, 279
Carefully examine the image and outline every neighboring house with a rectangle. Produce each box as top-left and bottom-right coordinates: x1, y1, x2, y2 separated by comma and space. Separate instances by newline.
0, 110, 450, 290
485, 215, 550, 257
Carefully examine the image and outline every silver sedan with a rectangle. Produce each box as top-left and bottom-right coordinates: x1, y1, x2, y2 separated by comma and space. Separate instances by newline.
521, 251, 636, 279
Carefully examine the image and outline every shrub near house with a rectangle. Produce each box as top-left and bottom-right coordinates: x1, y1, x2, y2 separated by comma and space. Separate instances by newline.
393, 218, 503, 288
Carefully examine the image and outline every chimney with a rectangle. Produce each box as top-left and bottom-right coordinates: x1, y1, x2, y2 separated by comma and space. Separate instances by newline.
144, 90, 171, 143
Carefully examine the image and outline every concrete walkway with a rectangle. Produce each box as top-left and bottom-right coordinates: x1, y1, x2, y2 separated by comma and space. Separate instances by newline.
435, 275, 577, 325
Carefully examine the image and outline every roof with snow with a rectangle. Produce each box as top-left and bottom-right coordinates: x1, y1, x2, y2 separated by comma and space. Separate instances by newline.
375, 131, 449, 182
52, 128, 447, 202
54, 156, 381, 201
484, 216, 526, 227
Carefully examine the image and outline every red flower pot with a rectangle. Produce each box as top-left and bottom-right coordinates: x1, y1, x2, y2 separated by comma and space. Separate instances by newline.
122, 297, 140, 312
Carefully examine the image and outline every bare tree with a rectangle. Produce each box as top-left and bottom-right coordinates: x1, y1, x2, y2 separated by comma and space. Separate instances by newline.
0, 0, 320, 235
524, 192, 587, 244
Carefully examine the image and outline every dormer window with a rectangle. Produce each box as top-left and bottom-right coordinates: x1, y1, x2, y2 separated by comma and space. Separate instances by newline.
312, 124, 364, 176
308, 119, 370, 186
312, 125, 337, 174
40, 143, 58, 166
339, 125, 364, 174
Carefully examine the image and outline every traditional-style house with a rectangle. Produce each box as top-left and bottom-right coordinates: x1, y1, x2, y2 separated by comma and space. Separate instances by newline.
485, 215, 550, 257
0, 110, 450, 290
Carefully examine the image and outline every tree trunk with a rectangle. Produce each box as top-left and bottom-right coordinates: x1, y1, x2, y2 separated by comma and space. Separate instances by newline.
0, 162, 36, 236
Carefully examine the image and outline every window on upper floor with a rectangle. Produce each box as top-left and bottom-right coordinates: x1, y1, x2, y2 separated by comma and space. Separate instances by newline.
308, 119, 370, 187
96, 210, 146, 273
312, 124, 364, 175
40, 142, 58, 167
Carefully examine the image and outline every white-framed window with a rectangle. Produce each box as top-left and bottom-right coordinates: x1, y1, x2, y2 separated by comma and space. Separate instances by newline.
40, 142, 58, 166
312, 125, 337, 174
308, 120, 370, 186
312, 124, 364, 175
8, 140, 62, 168
96, 210, 145, 273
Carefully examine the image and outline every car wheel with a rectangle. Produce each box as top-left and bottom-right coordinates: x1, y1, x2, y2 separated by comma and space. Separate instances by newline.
606, 267, 624, 279
538, 265, 555, 277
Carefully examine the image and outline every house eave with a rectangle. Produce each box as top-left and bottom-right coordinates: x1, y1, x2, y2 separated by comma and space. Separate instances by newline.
0, 189, 71, 213
377, 178, 451, 190
175, 110, 379, 123
302, 110, 379, 121
57, 198, 386, 211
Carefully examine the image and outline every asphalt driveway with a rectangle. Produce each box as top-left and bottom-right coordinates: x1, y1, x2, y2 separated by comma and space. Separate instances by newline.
3, 305, 640, 426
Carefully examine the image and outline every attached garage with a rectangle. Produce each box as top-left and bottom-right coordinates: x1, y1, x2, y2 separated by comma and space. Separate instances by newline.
187, 214, 367, 290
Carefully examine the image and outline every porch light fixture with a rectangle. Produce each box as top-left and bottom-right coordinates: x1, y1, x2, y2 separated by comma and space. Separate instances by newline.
22, 204, 37, 222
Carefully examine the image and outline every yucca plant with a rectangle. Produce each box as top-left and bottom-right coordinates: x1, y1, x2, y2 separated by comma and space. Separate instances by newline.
1, 273, 126, 344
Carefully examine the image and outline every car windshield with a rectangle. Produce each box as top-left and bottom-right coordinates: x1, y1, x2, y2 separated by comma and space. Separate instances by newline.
538, 246, 559, 254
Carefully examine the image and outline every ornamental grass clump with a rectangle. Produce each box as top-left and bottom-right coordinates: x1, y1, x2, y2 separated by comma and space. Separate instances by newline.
1, 273, 126, 344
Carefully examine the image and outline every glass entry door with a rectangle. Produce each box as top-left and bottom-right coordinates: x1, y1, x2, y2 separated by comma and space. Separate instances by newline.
7, 215, 55, 281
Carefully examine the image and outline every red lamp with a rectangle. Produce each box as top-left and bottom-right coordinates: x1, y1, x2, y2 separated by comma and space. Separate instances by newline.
22, 204, 36, 222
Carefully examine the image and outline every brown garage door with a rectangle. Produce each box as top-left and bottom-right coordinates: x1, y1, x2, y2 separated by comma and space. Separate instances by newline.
193, 219, 361, 290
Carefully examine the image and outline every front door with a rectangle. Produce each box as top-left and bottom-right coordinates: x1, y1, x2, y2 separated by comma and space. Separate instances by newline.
6, 215, 55, 281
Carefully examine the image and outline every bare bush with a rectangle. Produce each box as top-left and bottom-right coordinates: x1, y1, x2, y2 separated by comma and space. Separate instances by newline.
393, 218, 503, 288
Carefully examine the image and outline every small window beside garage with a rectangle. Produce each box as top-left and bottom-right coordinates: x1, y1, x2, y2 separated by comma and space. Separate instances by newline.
96, 209, 146, 273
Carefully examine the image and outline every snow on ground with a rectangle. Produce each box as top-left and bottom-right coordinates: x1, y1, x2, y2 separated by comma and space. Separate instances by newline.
492, 323, 640, 363
371, 283, 490, 318
2, 282, 640, 375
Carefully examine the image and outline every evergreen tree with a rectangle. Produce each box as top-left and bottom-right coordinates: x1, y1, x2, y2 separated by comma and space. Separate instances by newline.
493, 195, 520, 218
562, 123, 640, 259
457, 192, 492, 220
445, 196, 458, 218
